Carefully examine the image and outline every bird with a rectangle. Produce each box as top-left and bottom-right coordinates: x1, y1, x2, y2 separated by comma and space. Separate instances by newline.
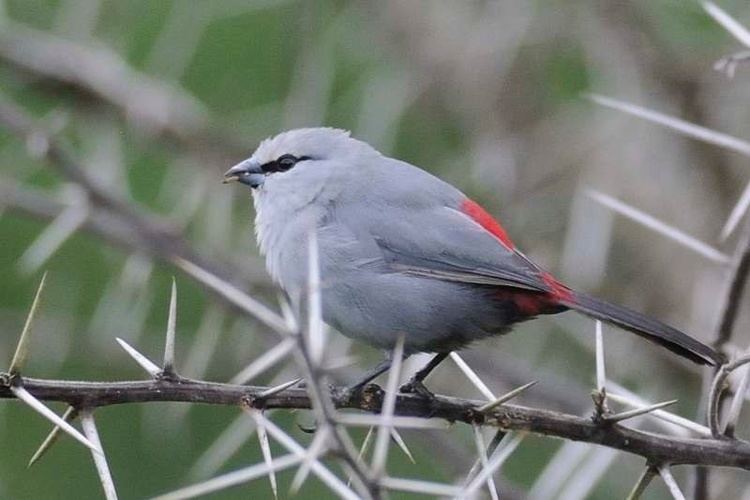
223, 127, 722, 395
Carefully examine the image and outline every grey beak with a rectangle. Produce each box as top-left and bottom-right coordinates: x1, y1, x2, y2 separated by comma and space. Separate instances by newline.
223, 159, 263, 186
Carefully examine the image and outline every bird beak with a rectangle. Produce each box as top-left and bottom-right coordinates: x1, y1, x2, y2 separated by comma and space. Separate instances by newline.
223, 159, 263, 186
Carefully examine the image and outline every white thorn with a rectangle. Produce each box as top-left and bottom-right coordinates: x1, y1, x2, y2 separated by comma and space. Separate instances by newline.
595, 320, 606, 394
257, 378, 302, 399
252, 410, 277, 500
390, 429, 415, 464
460, 433, 525, 498
115, 337, 160, 377
163, 278, 177, 374
28, 406, 77, 467
348, 427, 374, 487
18, 204, 88, 274
18, 204, 87, 274
658, 466, 686, 500
450, 352, 495, 401
720, 180, 750, 241
606, 385, 711, 436
587, 190, 730, 264
173, 258, 291, 335
189, 413, 258, 479
229, 339, 296, 385
587, 94, 750, 158
603, 400, 678, 423
702, 2, 750, 47
380, 476, 462, 497
372, 335, 405, 477
335, 414, 449, 429
472, 425, 498, 500
290, 427, 330, 494
247, 410, 359, 500
9, 272, 48, 374
11, 386, 102, 455
81, 410, 118, 500
477, 381, 538, 412
154, 454, 303, 500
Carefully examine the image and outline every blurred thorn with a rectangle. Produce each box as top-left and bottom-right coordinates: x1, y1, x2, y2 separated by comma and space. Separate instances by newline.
154, 454, 303, 500
477, 380, 538, 413
372, 335, 405, 477
251, 410, 277, 500
720, 180, 750, 241
174, 258, 291, 335
18, 204, 87, 274
163, 278, 178, 375
9, 271, 48, 374
626, 466, 657, 500
471, 425, 498, 500
587, 94, 750, 158
555, 447, 618, 500
27, 406, 78, 468
723, 347, 750, 437
485, 430, 507, 459
348, 427, 374, 487
115, 337, 160, 377
603, 400, 678, 424
380, 476, 462, 497
290, 427, 330, 494
714, 50, 750, 79
11, 386, 101, 455
335, 414, 448, 430
389, 429, 415, 464
702, 2, 750, 48
528, 441, 590, 499
657, 465, 686, 500
189, 413, 259, 479
257, 378, 303, 399
607, 385, 711, 436
306, 231, 325, 365
229, 339, 296, 385
450, 352, 495, 401
247, 409, 359, 500
277, 294, 299, 334
587, 190, 730, 264
323, 354, 359, 372
80, 409, 118, 500
460, 432, 525, 498
595, 321, 606, 394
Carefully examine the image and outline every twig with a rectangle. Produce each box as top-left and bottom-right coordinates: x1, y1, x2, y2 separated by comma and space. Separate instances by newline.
1, 375, 749, 470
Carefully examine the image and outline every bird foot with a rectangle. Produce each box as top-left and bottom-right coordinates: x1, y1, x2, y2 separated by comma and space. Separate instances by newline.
399, 380, 435, 400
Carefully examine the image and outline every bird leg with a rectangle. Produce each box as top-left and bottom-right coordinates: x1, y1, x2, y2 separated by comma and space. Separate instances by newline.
347, 356, 399, 392
399, 352, 449, 399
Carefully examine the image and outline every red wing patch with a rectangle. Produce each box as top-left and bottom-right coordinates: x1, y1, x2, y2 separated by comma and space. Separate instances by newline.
461, 199, 515, 250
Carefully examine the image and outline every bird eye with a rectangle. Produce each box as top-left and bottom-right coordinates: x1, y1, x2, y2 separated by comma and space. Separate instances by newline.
260, 154, 310, 174
276, 154, 298, 171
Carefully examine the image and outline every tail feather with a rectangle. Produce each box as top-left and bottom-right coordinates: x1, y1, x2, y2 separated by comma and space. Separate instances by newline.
560, 291, 722, 366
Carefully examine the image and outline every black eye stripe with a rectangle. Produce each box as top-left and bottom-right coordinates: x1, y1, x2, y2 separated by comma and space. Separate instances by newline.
260, 155, 311, 173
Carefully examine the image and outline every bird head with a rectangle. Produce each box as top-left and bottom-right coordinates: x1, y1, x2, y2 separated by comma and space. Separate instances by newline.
223, 127, 377, 189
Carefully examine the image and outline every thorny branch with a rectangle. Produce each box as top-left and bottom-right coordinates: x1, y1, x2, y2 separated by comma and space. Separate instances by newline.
1, 375, 749, 471
2, 41, 750, 497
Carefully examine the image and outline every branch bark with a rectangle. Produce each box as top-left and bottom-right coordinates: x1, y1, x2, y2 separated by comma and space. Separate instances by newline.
1, 375, 749, 471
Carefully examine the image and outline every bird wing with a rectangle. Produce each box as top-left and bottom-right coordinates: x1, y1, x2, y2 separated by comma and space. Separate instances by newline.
344, 196, 554, 293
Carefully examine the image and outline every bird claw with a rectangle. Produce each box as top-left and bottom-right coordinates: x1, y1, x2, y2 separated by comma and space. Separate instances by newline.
399, 380, 436, 400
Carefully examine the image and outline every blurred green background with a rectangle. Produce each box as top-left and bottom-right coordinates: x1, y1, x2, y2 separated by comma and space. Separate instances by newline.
1, 0, 750, 498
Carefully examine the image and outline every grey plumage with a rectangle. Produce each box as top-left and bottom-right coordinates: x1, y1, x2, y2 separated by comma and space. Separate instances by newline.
226, 127, 721, 366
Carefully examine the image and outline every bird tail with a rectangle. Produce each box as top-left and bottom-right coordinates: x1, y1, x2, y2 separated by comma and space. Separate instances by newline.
559, 291, 722, 366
